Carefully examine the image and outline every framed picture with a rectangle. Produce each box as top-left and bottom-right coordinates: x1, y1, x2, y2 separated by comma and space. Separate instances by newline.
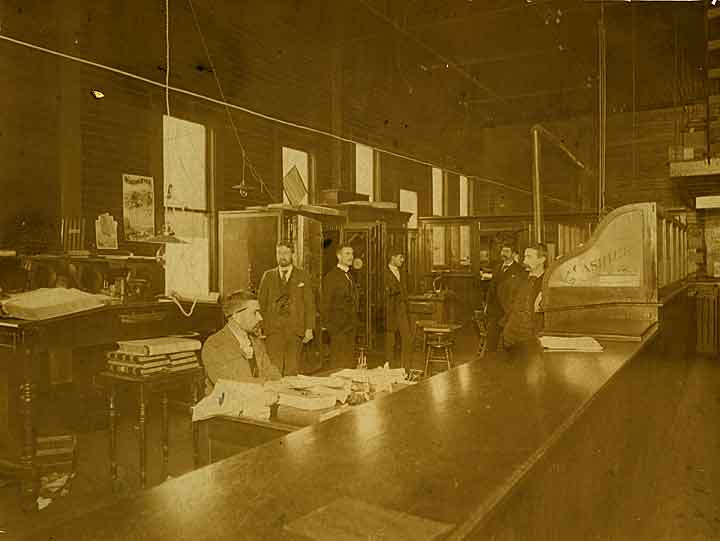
122, 174, 155, 241
95, 213, 119, 250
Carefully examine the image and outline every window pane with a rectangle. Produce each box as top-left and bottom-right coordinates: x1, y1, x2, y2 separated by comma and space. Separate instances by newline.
164, 211, 210, 297
282, 147, 309, 205
432, 168, 443, 216
460, 225, 471, 266
399, 189, 418, 228
163, 116, 206, 210
356, 144, 374, 201
432, 226, 446, 266
459, 176, 469, 217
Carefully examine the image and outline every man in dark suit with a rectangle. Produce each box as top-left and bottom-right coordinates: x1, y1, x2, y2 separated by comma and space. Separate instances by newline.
503, 243, 547, 350
321, 245, 358, 368
258, 241, 316, 376
485, 241, 527, 352
384, 249, 411, 368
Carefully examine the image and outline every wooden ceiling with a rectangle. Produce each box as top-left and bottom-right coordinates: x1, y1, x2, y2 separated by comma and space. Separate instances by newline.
336, 0, 706, 126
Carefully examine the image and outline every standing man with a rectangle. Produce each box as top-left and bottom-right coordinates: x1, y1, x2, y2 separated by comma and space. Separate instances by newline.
258, 241, 316, 376
502, 243, 547, 350
384, 249, 411, 369
485, 241, 526, 352
321, 245, 358, 368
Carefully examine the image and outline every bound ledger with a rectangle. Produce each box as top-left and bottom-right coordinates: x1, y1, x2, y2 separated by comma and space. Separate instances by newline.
115, 336, 202, 356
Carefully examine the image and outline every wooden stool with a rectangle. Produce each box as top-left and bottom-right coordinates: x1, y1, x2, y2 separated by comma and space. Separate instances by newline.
423, 327, 455, 376
413, 319, 438, 352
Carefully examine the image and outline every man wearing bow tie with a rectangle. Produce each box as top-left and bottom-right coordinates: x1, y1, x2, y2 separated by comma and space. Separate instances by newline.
258, 241, 316, 376
485, 241, 526, 352
321, 245, 359, 368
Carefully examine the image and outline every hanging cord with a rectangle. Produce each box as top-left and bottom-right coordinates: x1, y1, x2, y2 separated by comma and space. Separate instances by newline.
169, 292, 199, 317
187, 0, 275, 200
165, 0, 171, 116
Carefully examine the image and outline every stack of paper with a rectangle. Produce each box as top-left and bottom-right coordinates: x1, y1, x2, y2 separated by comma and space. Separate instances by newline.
192, 379, 278, 422
266, 375, 351, 406
333, 365, 407, 393
539, 335, 604, 353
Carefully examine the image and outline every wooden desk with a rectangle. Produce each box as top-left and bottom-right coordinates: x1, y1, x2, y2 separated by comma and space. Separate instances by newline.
0, 300, 222, 509
199, 381, 412, 465
21, 320, 689, 540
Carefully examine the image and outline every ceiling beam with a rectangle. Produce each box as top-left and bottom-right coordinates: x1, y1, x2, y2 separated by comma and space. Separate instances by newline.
465, 85, 592, 105
353, 0, 507, 105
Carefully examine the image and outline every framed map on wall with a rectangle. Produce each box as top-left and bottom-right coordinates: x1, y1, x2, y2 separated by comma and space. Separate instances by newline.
122, 174, 155, 241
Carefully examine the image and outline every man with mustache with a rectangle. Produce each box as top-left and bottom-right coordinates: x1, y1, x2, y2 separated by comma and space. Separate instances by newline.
202, 289, 281, 390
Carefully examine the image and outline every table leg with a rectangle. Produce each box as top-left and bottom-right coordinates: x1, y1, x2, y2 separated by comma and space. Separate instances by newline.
161, 392, 169, 481
109, 383, 118, 492
19, 344, 37, 511
138, 383, 147, 489
191, 379, 200, 469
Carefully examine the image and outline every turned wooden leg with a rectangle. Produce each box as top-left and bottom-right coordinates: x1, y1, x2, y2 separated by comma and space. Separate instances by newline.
161, 392, 169, 481
19, 345, 37, 511
138, 384, 147, 489
191, 379, 200, 470
109, 384, 118, 492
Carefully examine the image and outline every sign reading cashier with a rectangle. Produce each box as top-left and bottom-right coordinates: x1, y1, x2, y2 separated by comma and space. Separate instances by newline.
549, 210, 643, 288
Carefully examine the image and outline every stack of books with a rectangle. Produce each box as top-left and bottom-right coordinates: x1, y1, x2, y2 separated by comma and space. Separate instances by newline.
107, 336, 202, 377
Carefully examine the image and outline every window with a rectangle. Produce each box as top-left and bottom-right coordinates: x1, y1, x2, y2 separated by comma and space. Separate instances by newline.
355, 144, 374, 201
432, 167, 444, 217
399, 189, 418, 228
282, 147, 310, 205
459, 176, 470, 265
162, 115, 211, 297
431, 168, 445, 266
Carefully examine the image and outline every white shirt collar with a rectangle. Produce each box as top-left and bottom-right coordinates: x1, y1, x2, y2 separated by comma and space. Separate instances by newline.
337, 263, 350, 272
278, 265, 293, 277
388, 264, 400, 279
529, 269, 545, 279
228, 320, 251, 347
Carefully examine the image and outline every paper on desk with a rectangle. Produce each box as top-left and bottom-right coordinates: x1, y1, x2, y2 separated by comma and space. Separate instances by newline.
192, 379, 278, 422
539, 335, 604, 352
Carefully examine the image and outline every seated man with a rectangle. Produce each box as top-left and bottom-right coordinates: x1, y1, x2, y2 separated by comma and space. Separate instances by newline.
202, 289, 281, 390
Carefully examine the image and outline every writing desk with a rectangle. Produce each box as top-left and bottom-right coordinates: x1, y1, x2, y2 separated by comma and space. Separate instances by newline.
199, 380, 412, 465
0, 300, 223, 509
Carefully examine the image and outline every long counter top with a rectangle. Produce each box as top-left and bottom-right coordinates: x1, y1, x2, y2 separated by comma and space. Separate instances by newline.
21, 332, 658, 540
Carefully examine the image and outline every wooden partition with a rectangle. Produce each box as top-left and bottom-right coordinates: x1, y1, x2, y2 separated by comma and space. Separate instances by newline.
543, 202, 689, 341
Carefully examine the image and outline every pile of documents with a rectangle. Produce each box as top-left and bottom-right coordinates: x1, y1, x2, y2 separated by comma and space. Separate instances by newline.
539, 335, 604, 353
266, 375, 351, 411
333, 364, 408, 393
192, 379, 278, 422
1, 288, 110, 320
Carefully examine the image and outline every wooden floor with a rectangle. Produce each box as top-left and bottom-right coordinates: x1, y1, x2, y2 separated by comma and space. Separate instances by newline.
1, 338, 719, 540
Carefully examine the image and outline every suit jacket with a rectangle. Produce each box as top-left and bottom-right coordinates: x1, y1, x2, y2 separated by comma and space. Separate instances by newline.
321, 266, 358, 334
201, 326, 281, 387
384, 267, 408, 329
258, 266, 315, 337
503, 273, 544, 347
486, 261, 526, 319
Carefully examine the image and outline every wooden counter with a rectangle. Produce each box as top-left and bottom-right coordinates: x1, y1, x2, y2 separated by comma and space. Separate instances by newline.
20, 325, 672, 540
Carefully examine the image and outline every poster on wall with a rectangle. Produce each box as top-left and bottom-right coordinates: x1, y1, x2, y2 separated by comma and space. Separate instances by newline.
122, 174, 155, 241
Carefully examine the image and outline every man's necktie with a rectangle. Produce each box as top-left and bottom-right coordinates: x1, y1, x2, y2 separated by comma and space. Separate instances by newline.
281, 269, 288, 283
